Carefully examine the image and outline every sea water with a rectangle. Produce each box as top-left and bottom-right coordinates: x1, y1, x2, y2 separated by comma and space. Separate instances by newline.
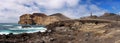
0, 23, 47, 35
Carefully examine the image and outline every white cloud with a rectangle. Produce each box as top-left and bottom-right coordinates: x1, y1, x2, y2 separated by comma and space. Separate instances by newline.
0, 0, 106, 23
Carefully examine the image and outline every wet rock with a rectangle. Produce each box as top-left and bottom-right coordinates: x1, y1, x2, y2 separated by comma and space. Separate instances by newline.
22, 25, 31, 28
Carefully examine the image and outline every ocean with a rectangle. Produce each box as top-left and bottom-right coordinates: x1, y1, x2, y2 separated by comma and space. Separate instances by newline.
0, 23, 47, 35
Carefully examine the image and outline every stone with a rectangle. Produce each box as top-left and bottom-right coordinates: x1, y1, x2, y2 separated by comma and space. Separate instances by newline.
19, 13, 70, 25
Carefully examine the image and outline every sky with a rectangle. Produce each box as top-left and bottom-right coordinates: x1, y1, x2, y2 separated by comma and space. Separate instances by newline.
0, 0, 120, 23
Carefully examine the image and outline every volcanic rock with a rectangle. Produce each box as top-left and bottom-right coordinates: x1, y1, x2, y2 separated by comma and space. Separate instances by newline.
18, 14, 34, 25
18, 13, 70, 25
2, 19, 120, 43
2, 12, 120, 43
50, 13, 70, 20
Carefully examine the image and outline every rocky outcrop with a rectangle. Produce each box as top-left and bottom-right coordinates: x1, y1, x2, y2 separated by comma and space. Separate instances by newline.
46, 19, 111, 31
18, 13, 70, 25
1, 12, 120, 43
1, 19, 120, 43
19, 14, 34, 25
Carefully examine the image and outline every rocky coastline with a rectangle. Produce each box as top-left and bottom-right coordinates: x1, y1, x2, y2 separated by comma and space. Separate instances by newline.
0, 13, 120, 43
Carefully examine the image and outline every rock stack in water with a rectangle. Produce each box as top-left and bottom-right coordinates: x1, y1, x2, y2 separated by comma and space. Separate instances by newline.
18, 13, 70, 25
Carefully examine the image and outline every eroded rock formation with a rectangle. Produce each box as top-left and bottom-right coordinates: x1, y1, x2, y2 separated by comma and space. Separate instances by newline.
19, 14, 33, 25
18, 13, 70, 25
5, 12, 120, 43
1, 19, 120, 43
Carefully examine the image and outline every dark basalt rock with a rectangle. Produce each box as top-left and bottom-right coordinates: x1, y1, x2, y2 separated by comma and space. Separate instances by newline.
22, 25, 31, 28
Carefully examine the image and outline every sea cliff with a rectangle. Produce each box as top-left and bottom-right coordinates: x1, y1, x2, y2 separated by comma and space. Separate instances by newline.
18, 13, 70, 25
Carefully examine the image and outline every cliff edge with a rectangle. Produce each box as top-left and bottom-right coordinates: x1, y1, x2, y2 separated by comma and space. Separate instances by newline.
18, 13, 70, 25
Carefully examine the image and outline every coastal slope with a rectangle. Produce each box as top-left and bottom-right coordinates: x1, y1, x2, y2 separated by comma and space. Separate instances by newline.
0, 13, 120, 43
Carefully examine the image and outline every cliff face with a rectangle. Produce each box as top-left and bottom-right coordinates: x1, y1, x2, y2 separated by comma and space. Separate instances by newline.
19, 14, 34, 25
18, 13, 70, 25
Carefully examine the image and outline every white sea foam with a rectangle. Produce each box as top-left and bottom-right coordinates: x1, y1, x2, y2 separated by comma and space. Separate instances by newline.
0, 30, 11, 35
2, 25, 13, 26
0, 26, 47, 35
0, 32, 9, 35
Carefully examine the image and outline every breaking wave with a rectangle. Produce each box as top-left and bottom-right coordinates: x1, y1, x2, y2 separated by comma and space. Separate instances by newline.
0, 25, 47, 35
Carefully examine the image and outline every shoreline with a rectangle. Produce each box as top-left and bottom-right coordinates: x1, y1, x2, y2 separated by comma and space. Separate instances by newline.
0, 19, 118, 43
